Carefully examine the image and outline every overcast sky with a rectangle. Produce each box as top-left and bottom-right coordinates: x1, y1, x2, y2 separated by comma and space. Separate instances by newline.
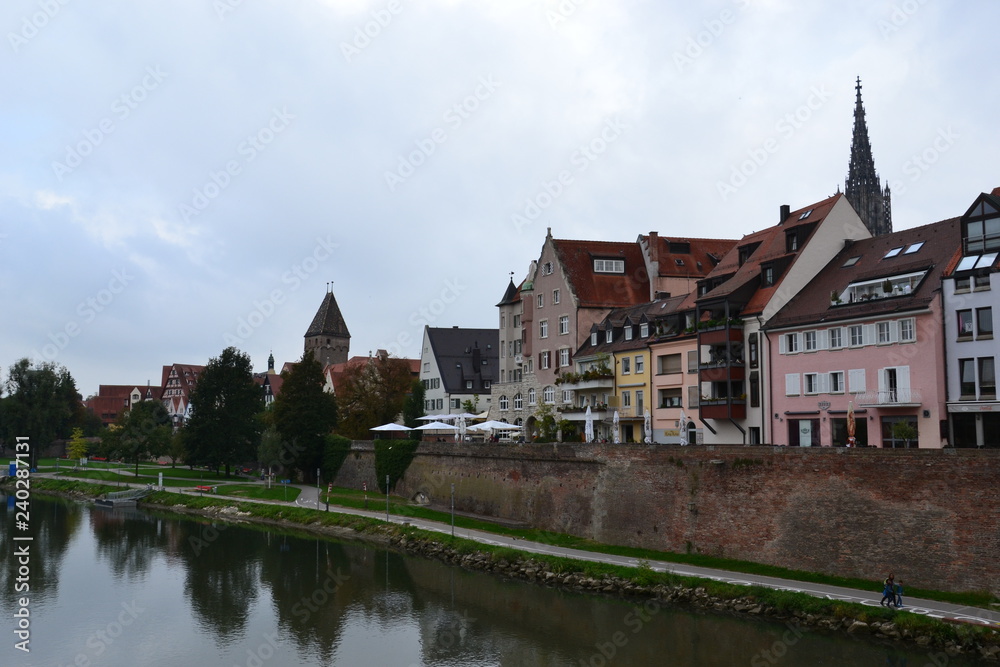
2, 0, 998, 399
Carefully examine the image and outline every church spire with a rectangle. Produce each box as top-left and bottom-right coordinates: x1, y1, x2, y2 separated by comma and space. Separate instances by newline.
845, 77, 892, 236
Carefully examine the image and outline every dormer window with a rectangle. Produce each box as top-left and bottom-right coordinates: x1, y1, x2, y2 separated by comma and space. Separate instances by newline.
590, 332, 597, 346
762, 265, 775, 286
624, 327, 633, 341
605, 328, 613, 343
594, 258, 624, 273
798, 209, 813, 220
786, 231, 799, 252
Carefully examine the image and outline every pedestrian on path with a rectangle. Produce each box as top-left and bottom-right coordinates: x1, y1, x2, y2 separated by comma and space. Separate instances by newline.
880, 573, 896, 607
894, 581, 904, 608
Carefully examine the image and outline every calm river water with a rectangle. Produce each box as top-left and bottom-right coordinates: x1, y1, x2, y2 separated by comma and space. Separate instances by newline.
0, 495, 978, 666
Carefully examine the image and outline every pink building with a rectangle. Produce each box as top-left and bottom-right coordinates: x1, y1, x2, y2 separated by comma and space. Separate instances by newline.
766, 218, 960, 447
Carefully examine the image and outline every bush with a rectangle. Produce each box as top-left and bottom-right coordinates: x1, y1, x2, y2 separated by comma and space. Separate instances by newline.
374, 439, 419, 492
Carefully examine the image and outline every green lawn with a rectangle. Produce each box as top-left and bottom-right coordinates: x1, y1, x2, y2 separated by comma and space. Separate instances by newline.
55, 470, 193, 488
131, 466, 246, 481
215, 484, 302, 501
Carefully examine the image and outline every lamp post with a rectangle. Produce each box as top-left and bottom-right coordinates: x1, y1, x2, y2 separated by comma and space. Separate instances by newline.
316, 467, 320, 508
451, 483, 455, 537
385, 474, 390, 523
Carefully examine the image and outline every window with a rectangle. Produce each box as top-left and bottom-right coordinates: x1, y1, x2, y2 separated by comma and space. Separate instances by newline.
622, 391, 631, 408
955, 276, 971, 292
748, 333, 759, 368
785, 333, 799, 353
659, 354, 681, 374
687, 350, 699, 373
622, 357, 631, 374
904, 241, 924, 254
640, 323, 649, 337
558, 348, 570, 367
829, 327, 843, 349
688, 386, 699, 408
635, 355, 644, 374
762, 265, 775, 286
830, 371, 844, 393
899, 319, 915, 342
527, 388, 536, 405
877, 322, 891, 344
562, 389, 572, 403
624, 326, 633, 341
958, 310, 974, 337
423, 362, 430, 372
959, 359, 976, 397
590, 332, 598, 346
513, 314, 521, 328
513, 393, 523, 410
964, 209, 1000, 253
786, 232, 799, 252
798, 208, 813, 220
537, 294, 544, 308
785, 373, 800, 396
594, 258, 625, 273
543, 386, 555, 404
605, 328, 613, 344
465, 380, 473, 389
842, 256, 861, 267
749, 372, 760, 407
539, 351, 550, 369
977, 307, 993, 338
542, 261, 553, 275
552, 289, 560, 304
884, 246, 903, 258
980, 357, 996, 398
539, 320, 548, 338
451, 398, 460, 409
975, 273, 992, 290
804, 331, 817, 351
849, 325, 863, 347
659, 388, 682, 408
804, 373, 819, 395
558, 316, 569, 335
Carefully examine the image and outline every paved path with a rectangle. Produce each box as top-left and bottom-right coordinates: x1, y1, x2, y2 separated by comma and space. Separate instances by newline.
45, 469, 1000, 626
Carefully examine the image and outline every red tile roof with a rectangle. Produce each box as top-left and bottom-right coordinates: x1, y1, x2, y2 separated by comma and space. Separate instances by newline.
551, 238, 649, 308
639, 234, 738, 280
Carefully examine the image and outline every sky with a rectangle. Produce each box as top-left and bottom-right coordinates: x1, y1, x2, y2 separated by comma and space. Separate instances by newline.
2, 0, 999, 399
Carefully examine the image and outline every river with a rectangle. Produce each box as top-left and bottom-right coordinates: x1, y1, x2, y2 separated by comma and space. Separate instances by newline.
0, 495, 977, 666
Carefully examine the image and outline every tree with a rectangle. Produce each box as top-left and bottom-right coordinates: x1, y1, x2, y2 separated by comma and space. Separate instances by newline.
336, 352, 413, 439
167, 431, 186, 468
271, 351, 337, 482
1, 358, 81, 466
184, 347, 264, 476
66, 427, 89, 460
891, 420, 919, 448
402, 379, 425, 428
101, 400, 171, 476
461, 394, 480, 415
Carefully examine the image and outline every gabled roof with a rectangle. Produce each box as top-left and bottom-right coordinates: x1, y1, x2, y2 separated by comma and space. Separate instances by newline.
323, 353, 420, 396
551, 238, 649, 308
697, 193, 843, 315
575, 296, 687, 357
305, 289, 350, 339
767, 217, 961, 330
425, 327, 499, 394
159, 364, 204, 395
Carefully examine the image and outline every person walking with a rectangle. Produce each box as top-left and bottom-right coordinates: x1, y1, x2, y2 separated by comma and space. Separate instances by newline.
894, 581, 904, 608
880, 573, 896, 607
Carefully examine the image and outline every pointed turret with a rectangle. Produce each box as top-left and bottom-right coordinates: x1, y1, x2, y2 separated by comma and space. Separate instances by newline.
845, 77, 892, 236
304, 283, 350, 367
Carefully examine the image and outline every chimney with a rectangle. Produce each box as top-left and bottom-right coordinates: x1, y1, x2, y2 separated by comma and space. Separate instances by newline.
780, 204, 790, 222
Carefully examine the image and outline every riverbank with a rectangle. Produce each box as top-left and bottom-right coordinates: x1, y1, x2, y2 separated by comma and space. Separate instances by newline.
15, 479, 1000, 661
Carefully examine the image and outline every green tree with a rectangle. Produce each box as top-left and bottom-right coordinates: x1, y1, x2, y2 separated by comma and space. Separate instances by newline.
1, 358, 81, 466
337, 352, 413, 439
272, 351, 337, 482
461, 394, 480, 415
66, 427, 89, 460
891, 420, 919, 448
257, 427, 286, 477
402, 379, 426, 428
184, 347, 264, 476
167, 431, 186, 468
102, 400, 171, 476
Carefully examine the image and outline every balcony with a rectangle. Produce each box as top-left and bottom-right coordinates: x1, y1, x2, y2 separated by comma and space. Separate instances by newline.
698, 364, 746, 382
699, 398, 746, 420
561, 407, 609, 422
855, 389, 922, 407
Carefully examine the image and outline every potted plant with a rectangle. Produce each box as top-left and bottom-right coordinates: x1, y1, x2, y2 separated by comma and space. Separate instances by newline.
882, 279, 893, 294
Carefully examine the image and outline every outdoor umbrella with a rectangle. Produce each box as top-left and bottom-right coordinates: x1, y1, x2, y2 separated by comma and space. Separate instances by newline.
643, 409, 652, 444
678, 410, 688, 446
369, 423, 412, 431
847, 401, 856, 446
414, 421, 458, 430
457, 415, 466, 443
584, 406, 594, 443
612, 410, 620, 444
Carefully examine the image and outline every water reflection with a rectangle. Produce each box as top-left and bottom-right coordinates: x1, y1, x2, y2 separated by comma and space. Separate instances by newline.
0, 495, 982, 667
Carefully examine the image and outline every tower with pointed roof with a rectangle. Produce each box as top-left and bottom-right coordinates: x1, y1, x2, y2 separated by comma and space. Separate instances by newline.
845, 77, 892, 237
304, 283, 350, 367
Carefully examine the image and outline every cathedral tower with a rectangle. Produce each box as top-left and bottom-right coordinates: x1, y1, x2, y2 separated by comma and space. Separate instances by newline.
845, 77, 892, 236
304, 283, 350, 367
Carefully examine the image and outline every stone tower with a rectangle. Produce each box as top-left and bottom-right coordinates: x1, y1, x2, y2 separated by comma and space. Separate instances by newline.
845, 77, 892, 237
304, 283, 350, 367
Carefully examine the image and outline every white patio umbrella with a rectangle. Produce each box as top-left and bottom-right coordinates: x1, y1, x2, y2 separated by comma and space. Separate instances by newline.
678, 410, 688, 446
457, 415, 466, 442
468, 420, 522, 431
417, 415, 446, 421
643, 409, 652, 444
584, 406, 594, 443
414, 421, 458, 430
370, 423, 412, 431
612, 410, 620, 444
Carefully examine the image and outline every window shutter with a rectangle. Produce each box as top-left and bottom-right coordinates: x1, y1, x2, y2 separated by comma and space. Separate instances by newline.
779, 334, 787, 354
849, 369, 866, 393
785, 373, 800, 396
890, 321, 900, 344
818, 373, 830, 394
863, 324, 876, 346
817, 329, 829, 350
897, 366, 911, 394
878, 368, 886, 394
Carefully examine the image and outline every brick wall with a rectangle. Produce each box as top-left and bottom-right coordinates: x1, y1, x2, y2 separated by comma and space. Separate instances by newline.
334, 443, 1000, 595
